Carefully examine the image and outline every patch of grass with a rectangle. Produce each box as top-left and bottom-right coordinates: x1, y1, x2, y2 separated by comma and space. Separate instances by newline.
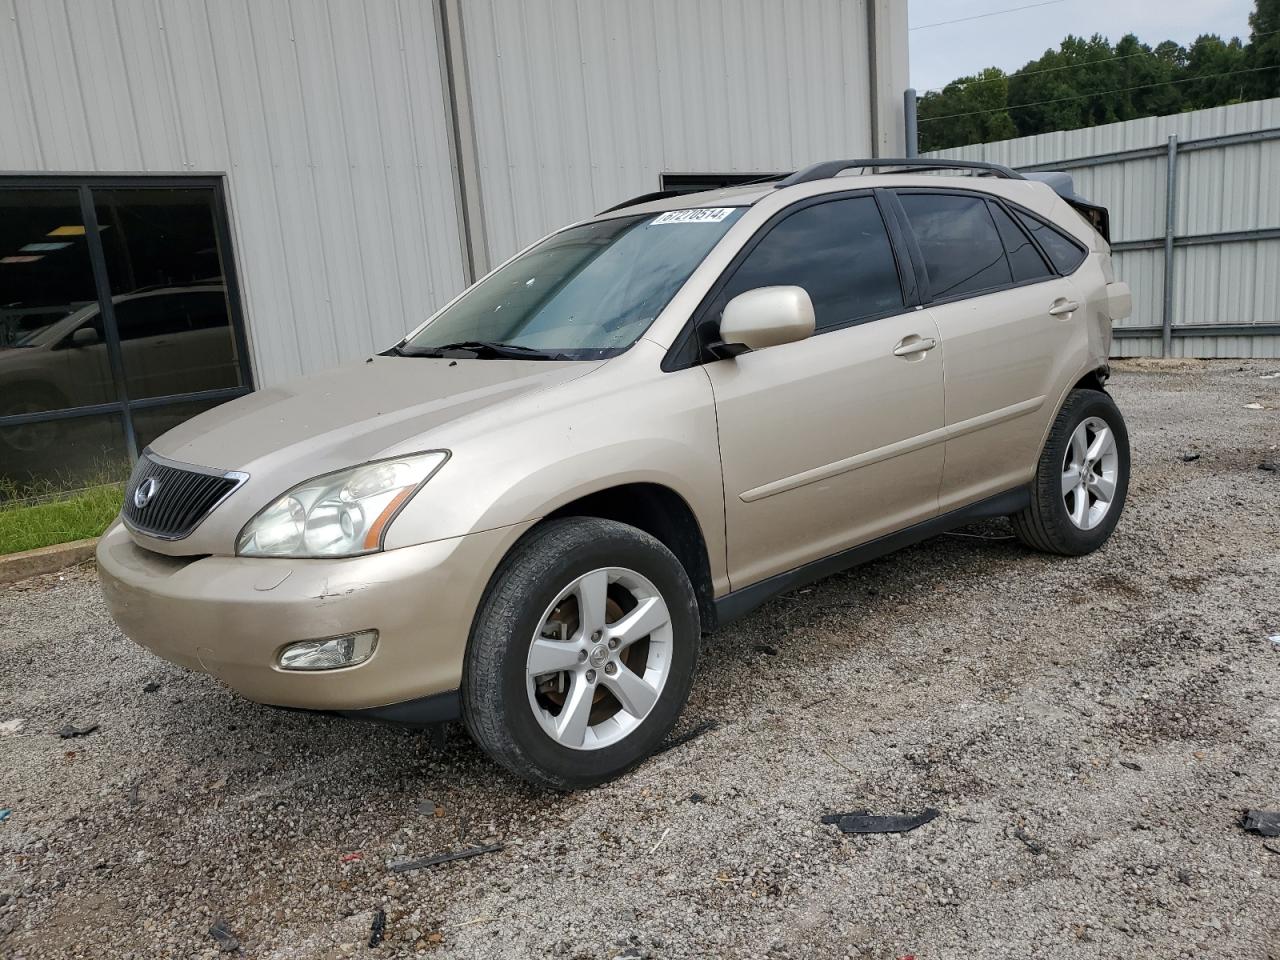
0, 483, 124, 555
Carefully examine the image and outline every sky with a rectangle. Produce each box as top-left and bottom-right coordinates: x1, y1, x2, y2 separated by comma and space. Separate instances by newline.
909, 0, 1257, 92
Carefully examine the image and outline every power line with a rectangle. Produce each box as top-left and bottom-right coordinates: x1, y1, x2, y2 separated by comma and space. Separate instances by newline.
918, 64, 1280, 124
919, 28, 1277, 95
923, 50, 1157, 95
911, 0, 1066, 32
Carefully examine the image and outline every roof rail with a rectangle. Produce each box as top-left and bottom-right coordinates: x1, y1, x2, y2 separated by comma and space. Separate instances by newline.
775, 158, 1024, 188
597, 189, 687, 215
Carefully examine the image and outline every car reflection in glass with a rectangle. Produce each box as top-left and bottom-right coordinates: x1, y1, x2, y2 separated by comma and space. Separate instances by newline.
0, 283, 241, 454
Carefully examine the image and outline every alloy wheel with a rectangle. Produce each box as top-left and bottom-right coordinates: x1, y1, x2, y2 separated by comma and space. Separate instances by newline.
1061, 416, 1119, 530
525, 566, 673, 750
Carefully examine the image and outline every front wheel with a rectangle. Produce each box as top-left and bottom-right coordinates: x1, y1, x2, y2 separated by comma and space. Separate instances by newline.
1012, 387, 1130, 556
462, 517, 700, 790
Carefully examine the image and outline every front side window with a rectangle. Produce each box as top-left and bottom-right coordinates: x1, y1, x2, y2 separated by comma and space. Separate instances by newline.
401, 208, 746, 359
715, 196, 904, 331
899, 193, 1012, 300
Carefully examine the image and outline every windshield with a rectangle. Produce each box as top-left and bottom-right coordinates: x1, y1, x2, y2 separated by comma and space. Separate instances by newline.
400, 207, 746, 359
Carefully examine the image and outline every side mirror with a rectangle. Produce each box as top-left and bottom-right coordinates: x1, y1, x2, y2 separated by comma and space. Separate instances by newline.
713, 286, 815, 357
70, 326, 101, 348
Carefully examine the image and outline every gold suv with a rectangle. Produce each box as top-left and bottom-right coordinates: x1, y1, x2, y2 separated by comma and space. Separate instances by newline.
98, 159, 1133, 789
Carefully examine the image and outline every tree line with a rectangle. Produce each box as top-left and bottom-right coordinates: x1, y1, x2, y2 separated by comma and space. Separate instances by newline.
918, 0, 1280, 151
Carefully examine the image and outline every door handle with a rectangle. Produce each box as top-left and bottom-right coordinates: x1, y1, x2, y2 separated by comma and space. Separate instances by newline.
892, 335, 937, 357
1048, 299, 1080, 317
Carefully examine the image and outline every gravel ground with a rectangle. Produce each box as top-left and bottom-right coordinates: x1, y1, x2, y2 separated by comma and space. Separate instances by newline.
2, 359, 1279, 960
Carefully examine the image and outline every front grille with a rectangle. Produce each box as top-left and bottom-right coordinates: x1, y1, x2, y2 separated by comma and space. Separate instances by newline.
121, 451, 246, 540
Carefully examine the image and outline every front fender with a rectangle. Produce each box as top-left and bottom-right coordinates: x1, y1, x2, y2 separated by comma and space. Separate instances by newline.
383, 344, 728, 593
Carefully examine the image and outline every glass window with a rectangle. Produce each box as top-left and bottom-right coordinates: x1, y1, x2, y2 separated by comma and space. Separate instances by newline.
0, 189, 118, 415
0, 413, 129, 492
94, 188, 245, 399
717, 197, 903, 331
899, 193, 1013, 300
989, 202, 1052, 283
1014, 210, 1087, 275
403, 208, 746, 359
0, 180, 251, 492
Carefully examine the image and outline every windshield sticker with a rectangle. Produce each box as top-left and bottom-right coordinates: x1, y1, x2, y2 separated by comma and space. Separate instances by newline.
651, 208, 736, 225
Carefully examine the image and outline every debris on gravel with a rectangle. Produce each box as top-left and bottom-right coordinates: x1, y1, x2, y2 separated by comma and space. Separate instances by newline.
387, 842, 504, 874
1241, 810, 1280, 838
207, 918, 240, 953
1, 359, 1278, 959
821, 808, 940, 834
55, 723, 98, 739
367, 908, 387, 948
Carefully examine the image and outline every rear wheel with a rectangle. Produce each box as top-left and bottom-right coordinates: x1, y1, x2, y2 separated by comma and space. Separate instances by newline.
462, 517, 700, 790
1012, 388, 1129, 556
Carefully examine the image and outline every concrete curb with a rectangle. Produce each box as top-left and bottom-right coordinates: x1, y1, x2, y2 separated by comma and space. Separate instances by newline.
0, 537, 99, 586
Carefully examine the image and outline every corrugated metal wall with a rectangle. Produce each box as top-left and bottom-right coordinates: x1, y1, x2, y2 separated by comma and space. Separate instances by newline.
460, 0, 886, 264
927, 99, 1280, 359
0, 0, 467, 386
1, 0, 908, 383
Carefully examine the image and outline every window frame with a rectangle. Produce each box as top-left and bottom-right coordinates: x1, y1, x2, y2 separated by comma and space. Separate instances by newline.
885, 187, 1089, 309
0, 174, 253, 461
662, 188, 920, 371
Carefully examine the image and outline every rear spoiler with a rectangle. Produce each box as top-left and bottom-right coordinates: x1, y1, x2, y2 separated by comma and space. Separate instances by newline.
1023, 172, 1111, 243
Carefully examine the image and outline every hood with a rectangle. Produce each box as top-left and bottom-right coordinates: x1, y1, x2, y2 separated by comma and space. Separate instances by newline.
151, 355, 603, 479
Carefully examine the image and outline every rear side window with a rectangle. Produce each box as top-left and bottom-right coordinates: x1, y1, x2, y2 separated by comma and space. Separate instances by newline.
717, 196, 903, 331
988, 202, 1052, 283
898, 193, 1012, 299
1013, 210, 1087, 275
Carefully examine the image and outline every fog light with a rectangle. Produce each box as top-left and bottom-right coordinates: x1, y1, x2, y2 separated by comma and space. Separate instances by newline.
278, 630, 378, 671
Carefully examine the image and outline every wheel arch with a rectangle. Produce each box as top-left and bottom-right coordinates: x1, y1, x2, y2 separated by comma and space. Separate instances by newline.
1071, 364, 1110, 394
540, 483, 717, 632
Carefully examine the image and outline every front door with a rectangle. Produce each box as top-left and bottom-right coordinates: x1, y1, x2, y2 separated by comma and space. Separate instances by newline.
700, 194, 947, 590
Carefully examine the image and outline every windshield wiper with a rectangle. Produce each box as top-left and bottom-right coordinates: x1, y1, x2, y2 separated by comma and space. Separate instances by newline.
402, 340, 568, 360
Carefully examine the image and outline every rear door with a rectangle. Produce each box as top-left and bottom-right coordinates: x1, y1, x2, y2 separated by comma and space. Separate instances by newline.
700, 192, 946, 590
892, 190, 1083, 512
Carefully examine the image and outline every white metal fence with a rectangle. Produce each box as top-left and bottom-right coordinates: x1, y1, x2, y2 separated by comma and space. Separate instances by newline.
927, 99, 1280, 359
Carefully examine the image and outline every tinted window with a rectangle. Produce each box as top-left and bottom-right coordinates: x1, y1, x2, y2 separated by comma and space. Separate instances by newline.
899, 193, 1012, 299
718, 197, 903, 331
94, 188, 244, 399
1014, 210, 1087, 275
989, 202, 1052, 283
0, 189, 116, 411
0, 181, 249, 492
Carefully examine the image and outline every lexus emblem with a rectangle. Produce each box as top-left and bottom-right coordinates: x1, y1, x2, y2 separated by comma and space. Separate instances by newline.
133, 477, 159, 509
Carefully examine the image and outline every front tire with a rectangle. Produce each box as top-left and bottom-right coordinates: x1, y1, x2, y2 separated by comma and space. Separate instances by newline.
462, 517, 700, 790
1012, 388, 1129, 556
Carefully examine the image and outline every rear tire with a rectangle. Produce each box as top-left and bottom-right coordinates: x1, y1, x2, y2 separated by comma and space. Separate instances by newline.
1012, 388, 1129, 556
462, 517, 700, 790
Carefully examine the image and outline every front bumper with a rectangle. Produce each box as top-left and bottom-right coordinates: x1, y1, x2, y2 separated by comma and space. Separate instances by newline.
96, 520, 533, 714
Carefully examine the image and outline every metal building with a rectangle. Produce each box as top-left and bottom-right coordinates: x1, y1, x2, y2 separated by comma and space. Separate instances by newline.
927, 98, 1280, 359
0, 0, 908, 489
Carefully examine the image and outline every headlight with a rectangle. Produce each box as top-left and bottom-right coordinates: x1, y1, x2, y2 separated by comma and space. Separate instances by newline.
236, 451, 448, 558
